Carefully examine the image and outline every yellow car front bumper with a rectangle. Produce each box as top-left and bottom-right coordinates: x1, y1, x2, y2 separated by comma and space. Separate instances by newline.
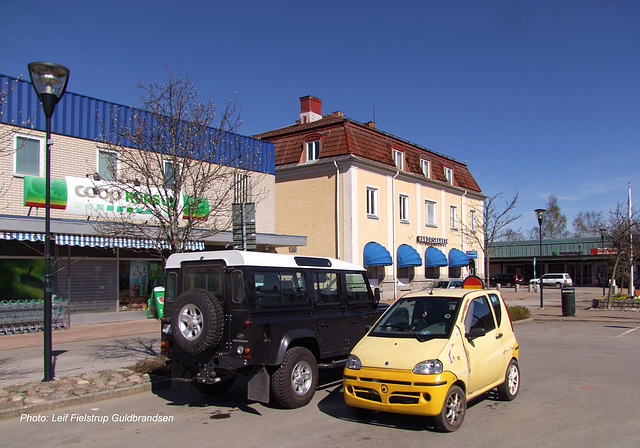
343, 366, 458, 417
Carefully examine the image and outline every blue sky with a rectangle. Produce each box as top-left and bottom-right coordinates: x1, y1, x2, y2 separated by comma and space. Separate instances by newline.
2, 0, 639, 233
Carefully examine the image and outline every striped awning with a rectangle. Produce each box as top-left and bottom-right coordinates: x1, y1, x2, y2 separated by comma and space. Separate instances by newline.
0, 232, 45, 242
54, 234, 205, 251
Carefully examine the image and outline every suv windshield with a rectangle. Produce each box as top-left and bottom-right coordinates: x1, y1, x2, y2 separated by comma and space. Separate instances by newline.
371, 296, 461, 341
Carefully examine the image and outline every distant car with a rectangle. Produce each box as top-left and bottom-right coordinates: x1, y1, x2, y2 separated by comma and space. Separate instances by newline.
489, 273, 522, 287
434, 279, 464, 289
530, 273, 573, 289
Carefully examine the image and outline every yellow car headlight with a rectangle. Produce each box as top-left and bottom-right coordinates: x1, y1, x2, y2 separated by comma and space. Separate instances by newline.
413, 359, 443, 375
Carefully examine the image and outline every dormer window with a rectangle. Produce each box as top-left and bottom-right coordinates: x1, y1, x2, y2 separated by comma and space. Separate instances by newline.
306, 139, 320, 162
393, 148, 404, 170
444, 166, 453, 184
420, 158, 430, 178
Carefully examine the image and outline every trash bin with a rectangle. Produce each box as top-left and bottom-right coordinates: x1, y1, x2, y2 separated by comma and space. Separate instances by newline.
561, 287, 575, 317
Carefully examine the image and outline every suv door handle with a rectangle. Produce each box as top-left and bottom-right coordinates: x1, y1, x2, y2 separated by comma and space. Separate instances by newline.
496, 333, 503, 339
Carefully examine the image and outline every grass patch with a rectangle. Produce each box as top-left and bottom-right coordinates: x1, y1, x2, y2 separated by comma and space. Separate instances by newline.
507, 305, 531, 321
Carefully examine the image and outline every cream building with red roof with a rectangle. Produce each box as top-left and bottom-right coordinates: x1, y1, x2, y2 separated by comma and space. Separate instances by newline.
255, 96, 486, 299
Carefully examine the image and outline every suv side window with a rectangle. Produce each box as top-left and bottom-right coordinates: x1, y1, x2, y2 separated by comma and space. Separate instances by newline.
231, 270, 245, 304
165, 272, 177, 303
313, 272, 340, 304
255, 271, 307, 305
345, 273, 371, 304
464, 296, 497, 333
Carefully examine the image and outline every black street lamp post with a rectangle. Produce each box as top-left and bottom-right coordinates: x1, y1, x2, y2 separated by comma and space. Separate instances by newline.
28, 62, 70, 382
535, 209, 546, 309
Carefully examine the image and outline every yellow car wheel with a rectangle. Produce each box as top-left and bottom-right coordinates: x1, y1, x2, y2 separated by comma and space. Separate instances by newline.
434, 385, 466, 432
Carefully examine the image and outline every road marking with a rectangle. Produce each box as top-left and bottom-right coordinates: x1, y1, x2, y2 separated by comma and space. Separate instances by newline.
617, 326, 640, 338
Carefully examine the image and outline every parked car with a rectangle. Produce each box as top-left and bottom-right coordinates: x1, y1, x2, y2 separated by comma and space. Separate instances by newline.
344, 288, 520, 432
489, 273, 523, 287
434, 279, 464, 289
530, 273, 573, 289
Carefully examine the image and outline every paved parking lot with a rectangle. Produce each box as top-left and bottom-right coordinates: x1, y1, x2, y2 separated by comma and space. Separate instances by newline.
3, 318, 640, 447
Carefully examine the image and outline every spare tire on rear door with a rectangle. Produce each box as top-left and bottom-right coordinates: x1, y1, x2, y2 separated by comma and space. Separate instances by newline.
172, 289, 224, 355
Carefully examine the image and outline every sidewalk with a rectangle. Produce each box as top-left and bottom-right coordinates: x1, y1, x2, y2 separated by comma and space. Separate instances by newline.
0, 318, 160, 351
0, 318, 164, 420
499, 286, 640, 323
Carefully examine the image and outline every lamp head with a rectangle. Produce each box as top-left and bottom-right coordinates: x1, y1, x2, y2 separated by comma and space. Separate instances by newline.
28, 62, 70, 118
534, 208, 546, 225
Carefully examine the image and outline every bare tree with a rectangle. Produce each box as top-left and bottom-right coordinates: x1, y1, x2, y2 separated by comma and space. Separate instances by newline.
93, 66, 270, 259
503, 228, 524, 241
572, 211, 605, 237
603, 203, 640, 308
0, 74, 27, 201
462, 192, 521, 284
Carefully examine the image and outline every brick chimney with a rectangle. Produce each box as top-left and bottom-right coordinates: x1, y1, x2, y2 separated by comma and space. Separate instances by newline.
299, 95, 322, 124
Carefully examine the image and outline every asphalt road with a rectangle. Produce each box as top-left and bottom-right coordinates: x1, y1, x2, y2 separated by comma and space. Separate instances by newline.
4, 319, 640, 447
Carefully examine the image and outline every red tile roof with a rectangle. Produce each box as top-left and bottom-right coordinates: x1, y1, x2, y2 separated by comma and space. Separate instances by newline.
254, 114, 481, 193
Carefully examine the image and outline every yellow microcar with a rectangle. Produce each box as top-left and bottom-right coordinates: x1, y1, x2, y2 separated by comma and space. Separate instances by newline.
343, 288, 519, 432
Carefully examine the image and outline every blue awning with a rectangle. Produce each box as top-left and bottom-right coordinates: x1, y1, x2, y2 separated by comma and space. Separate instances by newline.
424, 246, 448, 268
448, 248, 470, 267
363, 241, 393, 266
397, 244, 422, 268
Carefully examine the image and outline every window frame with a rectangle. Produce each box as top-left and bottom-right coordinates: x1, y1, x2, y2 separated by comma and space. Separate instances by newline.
14, 134, 43, 177
420, 158, 430, 178
97, 148, 118, 181
164, 160, 183, 190
393, 149, 404, 170
470, 209, 477, 233
366, 186, 379, 219
444, 166, 453, 184
399, 193, 410, 223
450, 205, 458, 230
306, 139, 321, 162
425, 199, 438, 227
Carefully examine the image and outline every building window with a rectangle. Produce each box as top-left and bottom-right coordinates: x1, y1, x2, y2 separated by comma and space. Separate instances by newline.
425, 266, 440, 279
421, 158, 430, 178
164, 160, 182, 189
366, 187, 379, 218
425, 200, 437, 227
97, 149, 117, 181
399, 194, 409, 223
393, 149, 404, 170
450, 205, 458, 230
306, 139, 320, 162
14, 136, 42, 176
366, 265, 385, 288
397, 266, 415, 285
470, 209, 477, 233
444, 166, 453, 184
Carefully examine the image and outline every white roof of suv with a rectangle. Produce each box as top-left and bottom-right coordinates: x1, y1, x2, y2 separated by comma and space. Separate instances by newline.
166, 250, 366, 271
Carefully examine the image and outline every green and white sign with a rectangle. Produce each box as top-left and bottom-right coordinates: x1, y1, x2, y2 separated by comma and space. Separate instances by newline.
23, 176, 210, 221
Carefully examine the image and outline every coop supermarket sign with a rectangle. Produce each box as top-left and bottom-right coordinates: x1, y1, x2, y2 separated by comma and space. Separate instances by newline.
23, 176, 209, 221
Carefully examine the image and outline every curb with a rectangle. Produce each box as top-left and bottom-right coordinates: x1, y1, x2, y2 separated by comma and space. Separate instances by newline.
0, 377, 171, 421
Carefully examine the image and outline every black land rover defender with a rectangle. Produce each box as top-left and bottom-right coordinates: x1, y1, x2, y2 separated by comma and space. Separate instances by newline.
160, 250, 386, 408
